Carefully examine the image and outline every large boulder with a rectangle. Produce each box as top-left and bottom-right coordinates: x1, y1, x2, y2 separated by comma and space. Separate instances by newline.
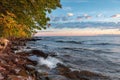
56, 63, 110, 80
30, 50, 48, 58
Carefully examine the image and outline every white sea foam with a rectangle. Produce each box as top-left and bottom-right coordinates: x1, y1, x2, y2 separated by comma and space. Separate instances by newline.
28, 55, 62, 69
38, 56, 62, 69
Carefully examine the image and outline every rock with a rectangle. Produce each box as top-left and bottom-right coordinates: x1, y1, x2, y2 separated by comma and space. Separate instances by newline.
57, 63, 71, 74
47, 75, 70, 80
79, 77, 89, 80
8, 75, 35, 80
38, 72, 49, 76
8, 75, 22, 80
0, 73, 4, 79
56, 63, 110, 80
18, 69, 28, 77
56, 63, 81, 80
26, 46, 31, 49
79, 70, 102, 77
0, 38, 42, 80
79, 70, 110, 80
0, 38, 9, 52
27, 38, 42, 41
64, 71, 81, 79
49, 52, 58, 57
0, 66, 6, 70
31, 50, 48, 58
11, 46, 19, 51
26, 58, 38, 66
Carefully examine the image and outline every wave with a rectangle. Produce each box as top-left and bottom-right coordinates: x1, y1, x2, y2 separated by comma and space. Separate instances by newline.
62, 47, 111, 53
56, 40, 120, 46
56, 40, 83, 44
92, 43, 120, 46
28, 55, 62, 69
62, 47, 91, 51
92, 43, 110, 45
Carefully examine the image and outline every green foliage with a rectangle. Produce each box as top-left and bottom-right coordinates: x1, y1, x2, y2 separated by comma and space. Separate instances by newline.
0, 12, 31, 38
0, 0, 61, 38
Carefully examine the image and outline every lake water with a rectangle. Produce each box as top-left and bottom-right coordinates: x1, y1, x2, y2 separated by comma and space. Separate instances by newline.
27, 36, 120, 79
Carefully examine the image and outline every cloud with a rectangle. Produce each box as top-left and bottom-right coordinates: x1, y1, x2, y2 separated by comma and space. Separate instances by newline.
76, 14, 92, 20
50, 16, 69, 22
97, 14, 103, 17
83, 14, 92, 19
50, 22, 120, 29
85, 16, 92, 19
63, 7, 72, 11
83, 14, 88, 16
76, 16, 84, 20
111, 14, 120, 18
67, 13, 74, 17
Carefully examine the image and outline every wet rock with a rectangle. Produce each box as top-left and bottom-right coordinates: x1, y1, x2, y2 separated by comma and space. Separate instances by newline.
26, 46, 31, 49
16, 51, 30, 56
27, 38, 42, 41
56, 64, 81, 79
65, 71, 81, 79
38, 72, 49, 76
56, 63, 110, 80
79, 70, 102, 77
79, 77, 89, 80
47, 75, 70, 80
57, 63, 71, 73
79, 70, 111, 80
49, 52, 58, 57
31, 50, 48, 58
26, 58, 38, 66
11, 46, 19, 51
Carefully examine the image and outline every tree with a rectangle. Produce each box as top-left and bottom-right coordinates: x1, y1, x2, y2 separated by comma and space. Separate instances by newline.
0, 0, 61, 38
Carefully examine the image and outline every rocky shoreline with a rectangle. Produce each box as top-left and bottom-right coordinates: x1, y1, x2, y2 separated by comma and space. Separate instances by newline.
0, 38, 111, 80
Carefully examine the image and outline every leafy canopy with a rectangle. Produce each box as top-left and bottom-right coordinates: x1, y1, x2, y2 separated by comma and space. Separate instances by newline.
0, 0, 61, 38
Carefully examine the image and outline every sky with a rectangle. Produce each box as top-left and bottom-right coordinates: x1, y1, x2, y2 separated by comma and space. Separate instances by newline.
35, 0, 120, 36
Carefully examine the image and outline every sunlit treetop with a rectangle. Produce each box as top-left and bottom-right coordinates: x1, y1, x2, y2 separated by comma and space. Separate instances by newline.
0, 0, 61, 38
